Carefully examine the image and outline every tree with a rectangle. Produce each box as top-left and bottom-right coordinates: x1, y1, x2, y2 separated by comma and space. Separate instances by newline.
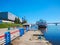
14, 17, 21, 24
22, 16, 27, 24
14, 17, 18, 24
18, 17, 21, 24
22, 20, 27, 24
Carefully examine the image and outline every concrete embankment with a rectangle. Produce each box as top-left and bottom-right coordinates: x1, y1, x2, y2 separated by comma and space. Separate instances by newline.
12, 30, 52, 45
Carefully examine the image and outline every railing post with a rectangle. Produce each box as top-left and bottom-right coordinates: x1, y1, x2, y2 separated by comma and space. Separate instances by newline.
26, 26, 29, 32
19, 28, 24, 36
5, 32, 11, 45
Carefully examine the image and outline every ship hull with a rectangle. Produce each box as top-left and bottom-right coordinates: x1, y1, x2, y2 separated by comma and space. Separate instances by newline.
38, 25, 47, 29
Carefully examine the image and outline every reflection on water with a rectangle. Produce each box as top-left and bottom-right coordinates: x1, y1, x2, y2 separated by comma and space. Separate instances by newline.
40, 25, 60, 45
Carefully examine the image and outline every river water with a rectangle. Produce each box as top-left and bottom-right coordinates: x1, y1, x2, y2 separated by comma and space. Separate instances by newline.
31, 25, 60, 45
43, 25, 60, 45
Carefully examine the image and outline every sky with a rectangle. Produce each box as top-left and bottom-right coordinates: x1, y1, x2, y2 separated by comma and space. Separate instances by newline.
0, 0, 60, 23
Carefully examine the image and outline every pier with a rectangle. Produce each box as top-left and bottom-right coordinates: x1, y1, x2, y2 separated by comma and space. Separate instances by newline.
12, 30, 52, 45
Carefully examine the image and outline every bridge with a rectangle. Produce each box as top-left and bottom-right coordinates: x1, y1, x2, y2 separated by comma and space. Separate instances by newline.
47, 22, 60, 25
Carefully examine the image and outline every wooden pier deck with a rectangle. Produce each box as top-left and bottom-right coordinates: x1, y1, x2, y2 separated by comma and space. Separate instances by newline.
12, 30, 52, 45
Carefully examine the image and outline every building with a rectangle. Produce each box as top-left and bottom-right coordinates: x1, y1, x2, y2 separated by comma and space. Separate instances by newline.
0, 12, 22, 23
0, 12, 16, 21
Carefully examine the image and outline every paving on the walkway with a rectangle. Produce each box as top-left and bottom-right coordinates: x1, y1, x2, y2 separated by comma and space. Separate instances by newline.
12, 30, 52, 45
